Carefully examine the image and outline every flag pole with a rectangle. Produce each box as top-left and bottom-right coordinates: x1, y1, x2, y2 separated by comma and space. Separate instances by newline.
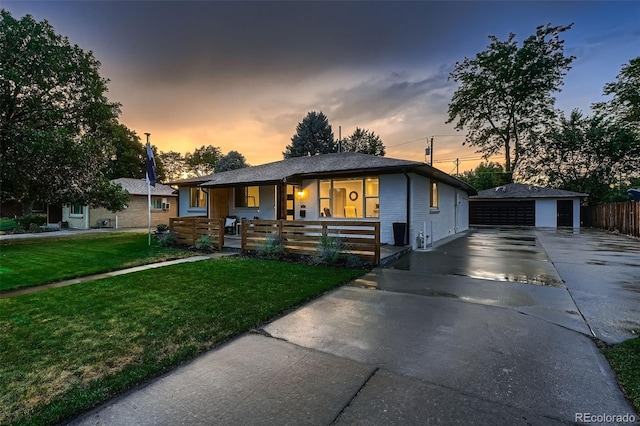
145, 132, 152, 246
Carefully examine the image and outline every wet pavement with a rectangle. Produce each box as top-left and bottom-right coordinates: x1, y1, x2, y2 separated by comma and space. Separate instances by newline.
536, 229, 640, 344
70, 227, 639, 425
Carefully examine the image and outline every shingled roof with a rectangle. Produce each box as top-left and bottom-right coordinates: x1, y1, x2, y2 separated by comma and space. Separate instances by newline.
111, 178, 177, 197
170, 152, 476, 195
472, 183, 587, 199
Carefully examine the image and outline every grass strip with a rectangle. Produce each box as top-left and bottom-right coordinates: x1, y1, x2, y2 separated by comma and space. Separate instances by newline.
0, 257, 364, 425
605, 337, 640, 413
0, 232, 192, 292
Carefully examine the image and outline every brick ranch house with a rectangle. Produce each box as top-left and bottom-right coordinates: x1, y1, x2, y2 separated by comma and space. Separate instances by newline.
62, 178, 178, 229
170, 152, 477, 246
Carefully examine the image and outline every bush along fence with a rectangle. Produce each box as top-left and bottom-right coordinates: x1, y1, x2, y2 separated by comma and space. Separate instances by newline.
583, 201, 640, 238
241, 219, 381, 265
169, 217, 224, 250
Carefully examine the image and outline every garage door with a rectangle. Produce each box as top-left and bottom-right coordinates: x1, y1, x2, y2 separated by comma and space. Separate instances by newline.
470, 200, 535, 226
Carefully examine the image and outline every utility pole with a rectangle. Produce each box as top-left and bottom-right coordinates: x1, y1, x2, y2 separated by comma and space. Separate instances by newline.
425, 137, 434, 166
455, 158, 460, 176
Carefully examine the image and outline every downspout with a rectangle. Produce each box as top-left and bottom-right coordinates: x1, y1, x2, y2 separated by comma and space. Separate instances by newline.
404, 169, 411, 245
202, 187, 210, 218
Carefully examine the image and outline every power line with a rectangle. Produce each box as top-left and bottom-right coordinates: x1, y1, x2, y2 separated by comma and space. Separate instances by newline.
386, 137, 429, 148
386, 134, 466, 148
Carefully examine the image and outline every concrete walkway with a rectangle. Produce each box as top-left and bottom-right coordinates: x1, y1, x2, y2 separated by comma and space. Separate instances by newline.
69, 227, 639, 426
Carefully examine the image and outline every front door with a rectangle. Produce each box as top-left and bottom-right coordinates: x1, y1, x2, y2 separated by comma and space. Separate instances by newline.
557, 200, 573, 227
48, 204, 63, 224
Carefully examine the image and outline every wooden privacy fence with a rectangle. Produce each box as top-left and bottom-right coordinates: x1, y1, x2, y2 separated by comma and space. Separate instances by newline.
169, 217, 224, 250
241, 219, 381, 265
583, 201, 640, 238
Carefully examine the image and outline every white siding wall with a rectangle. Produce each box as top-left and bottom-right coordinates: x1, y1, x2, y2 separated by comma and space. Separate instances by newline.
62, 205, 89, 229
573, 199, 581, 229
429, 182, 458, 243
410, 174, 430, 247
228, 185, 276, 220
298, 179, 319, 220
458, 191, 469, 232
535, 199, 557, 228
178, 187, 207, 217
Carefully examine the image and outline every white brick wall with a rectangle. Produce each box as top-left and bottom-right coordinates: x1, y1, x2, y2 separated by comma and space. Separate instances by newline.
380, 174, 408, 245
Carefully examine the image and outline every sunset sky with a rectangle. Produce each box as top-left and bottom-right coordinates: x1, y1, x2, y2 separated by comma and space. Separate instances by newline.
3, 1, 639, 174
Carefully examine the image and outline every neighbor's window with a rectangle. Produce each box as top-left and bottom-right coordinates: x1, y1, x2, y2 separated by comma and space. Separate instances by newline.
319, 177, 379, 218
70, 203, 84, 216
151, 198, 163, 210
189, 188, 206, 208
235, 186, 260, 208
430, 181, 439, 209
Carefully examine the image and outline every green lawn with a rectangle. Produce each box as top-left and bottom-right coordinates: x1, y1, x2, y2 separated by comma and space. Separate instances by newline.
605, 337, 640, 412
0, 257, 364, 425
0, 232, 193, 292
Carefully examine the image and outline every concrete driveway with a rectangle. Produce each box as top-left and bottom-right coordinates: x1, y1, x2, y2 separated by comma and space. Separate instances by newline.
71, 228, 639, 425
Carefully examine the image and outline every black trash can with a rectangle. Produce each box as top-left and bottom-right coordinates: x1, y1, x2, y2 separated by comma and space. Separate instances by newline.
392, 222, 406, 246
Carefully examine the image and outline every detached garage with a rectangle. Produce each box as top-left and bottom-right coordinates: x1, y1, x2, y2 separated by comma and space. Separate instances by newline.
470, 184, 587, 229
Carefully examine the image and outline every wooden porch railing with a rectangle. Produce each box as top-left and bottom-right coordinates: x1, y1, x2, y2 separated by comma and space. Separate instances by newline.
169, 217, 224, 250
241, 219, 381, 265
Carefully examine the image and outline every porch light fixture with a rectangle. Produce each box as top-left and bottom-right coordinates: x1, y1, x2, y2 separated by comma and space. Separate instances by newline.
296, 188, 306, 199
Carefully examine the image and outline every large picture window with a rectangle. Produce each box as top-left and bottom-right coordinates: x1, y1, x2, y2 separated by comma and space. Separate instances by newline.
189, 188, 207, 208
319, 177, 379, 219
235, 186, 260, 208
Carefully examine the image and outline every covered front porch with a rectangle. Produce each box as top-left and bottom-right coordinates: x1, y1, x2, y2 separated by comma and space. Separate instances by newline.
169, 217, 410, 266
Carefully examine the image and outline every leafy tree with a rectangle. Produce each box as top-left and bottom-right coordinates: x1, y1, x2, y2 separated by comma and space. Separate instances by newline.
103, 124, 145, 180
185, 145, 221, 176
594, 56, 640, 126
0, 11, 128, 213
215, 150, 249, 172
459, 162, 511, 191
158, 150, 188, 182
447, 24, 575, 180
520, 110, 640, 205
284, 111, 336, 158
341, 128, 385, 156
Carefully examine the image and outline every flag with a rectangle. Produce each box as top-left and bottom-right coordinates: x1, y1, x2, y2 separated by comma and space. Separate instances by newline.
146, 142, 157, 187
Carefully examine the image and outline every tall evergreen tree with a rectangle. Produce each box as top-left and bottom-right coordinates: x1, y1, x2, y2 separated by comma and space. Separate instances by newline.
283, 111, 336, 158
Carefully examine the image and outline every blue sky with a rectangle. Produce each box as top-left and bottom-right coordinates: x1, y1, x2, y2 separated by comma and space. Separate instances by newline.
3, 1, 639, 172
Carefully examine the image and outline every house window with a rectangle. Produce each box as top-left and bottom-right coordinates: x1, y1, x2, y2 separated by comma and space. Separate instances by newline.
235, 186, 260, 208
70, 203, 84, 217
430, 181, 439, 209
319, 177, 379, 219
151, 198, 163, 210
190, 188, 206, 208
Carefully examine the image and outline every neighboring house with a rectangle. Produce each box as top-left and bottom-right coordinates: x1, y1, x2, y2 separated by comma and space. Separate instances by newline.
469, 183, 587, 229
62, 178, 178, 229
170, 152, 477, 246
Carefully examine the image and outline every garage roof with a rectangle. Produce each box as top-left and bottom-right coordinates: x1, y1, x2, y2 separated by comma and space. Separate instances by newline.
472, 183, 588, 199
